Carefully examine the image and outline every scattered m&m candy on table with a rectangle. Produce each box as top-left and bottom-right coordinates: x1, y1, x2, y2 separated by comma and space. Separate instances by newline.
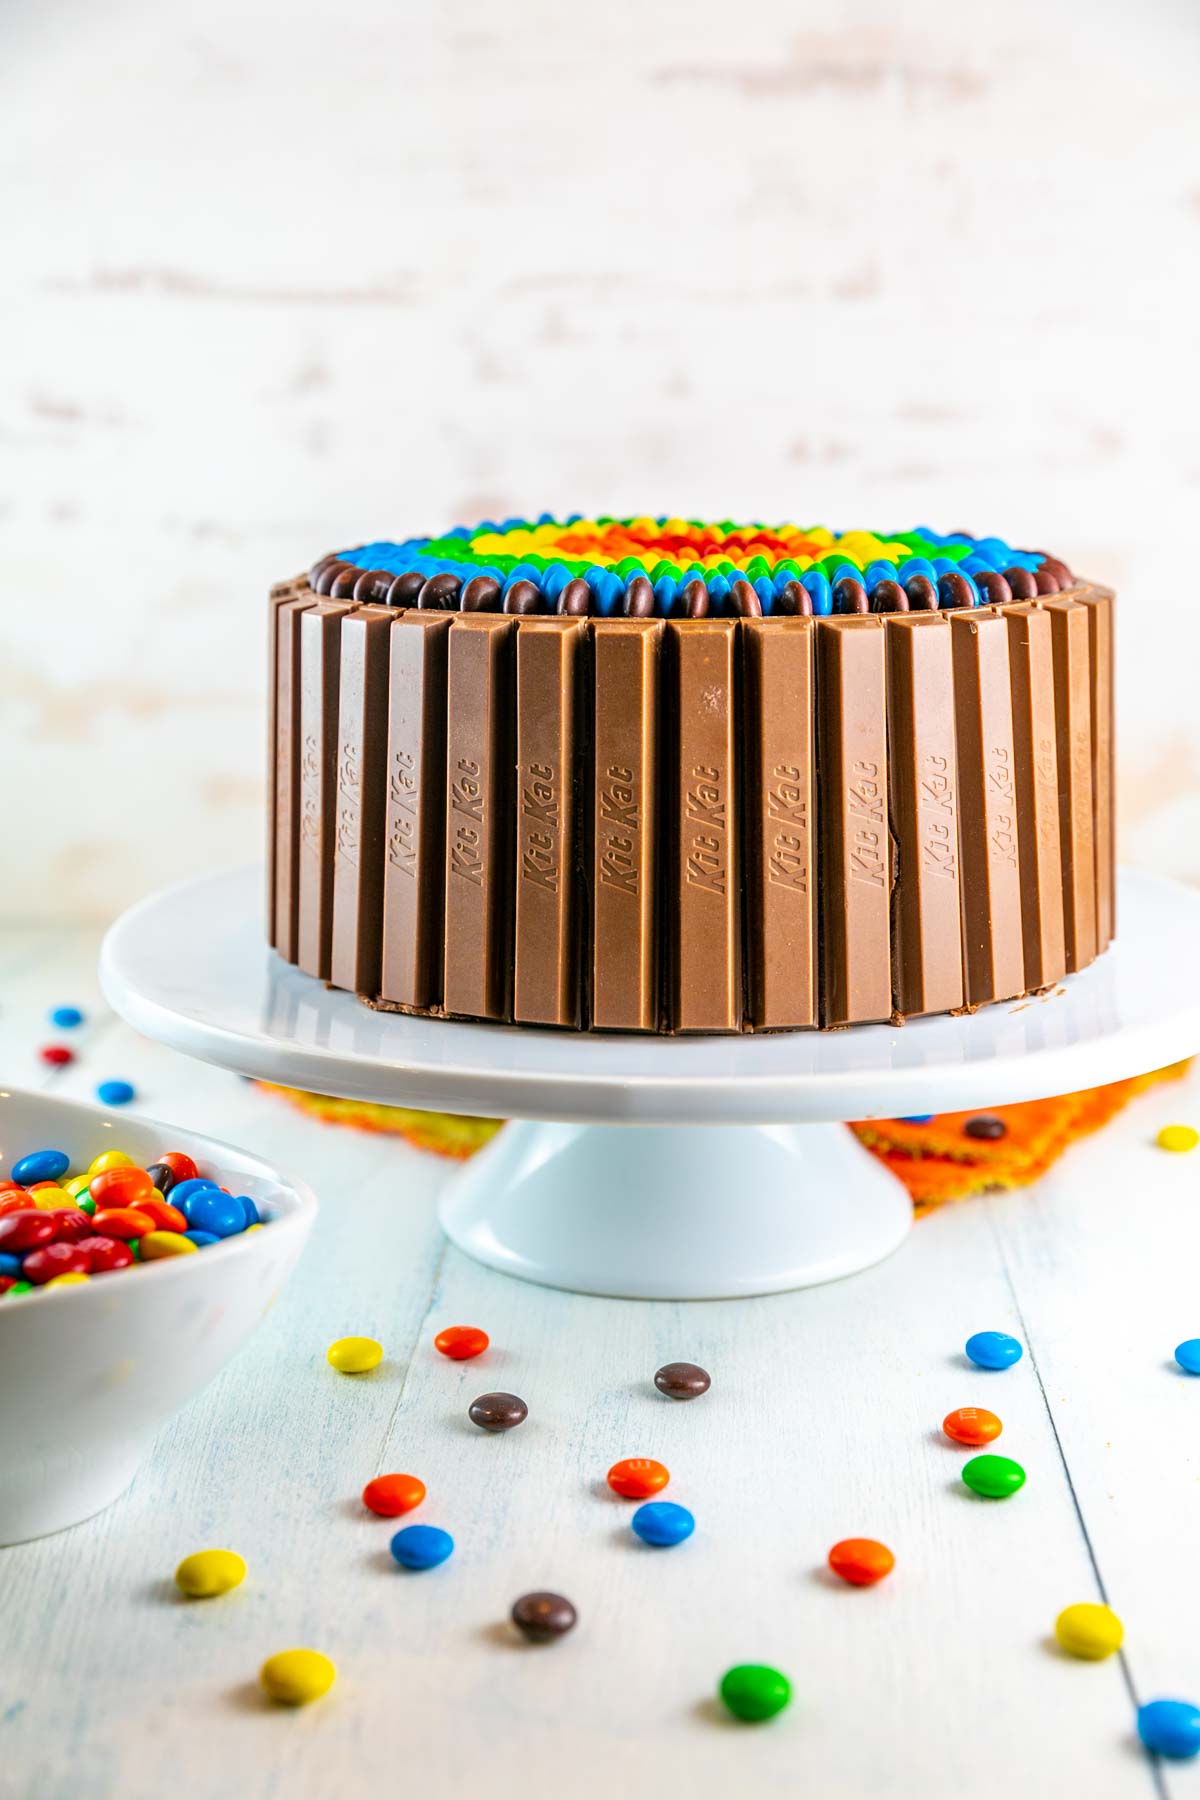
962, 1454, 1026, 1499
654, 1361, 711, 1400
468, 1392, 528, 1431
632, 1501, 694, 1547
390, 1525, 454, 1570
175, 1550, 247, 1599
828, 1538, 894, 1585
362, 1473, 426, 1516
435, 1324, 490, 1360
1157, 1124, 1199, 1154
719, 1664, 792, 1723
965, 1330, 1023, 1371
1054, 1603, 1124, 1660
943, 1407, 1003, 1446
49, 1006, 84, 1029
38, 1045, 73, 1067
260, 1649, 337, 1706
1175, 1340, 1200, 1375
327, 1336, 383, 1375
511, 1592, 577, 1642
1137, 1700, 1200, 1759
607, 1458, 669, 1498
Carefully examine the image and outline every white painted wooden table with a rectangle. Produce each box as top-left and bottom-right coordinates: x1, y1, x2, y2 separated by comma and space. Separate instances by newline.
4, 923, 1200, 1799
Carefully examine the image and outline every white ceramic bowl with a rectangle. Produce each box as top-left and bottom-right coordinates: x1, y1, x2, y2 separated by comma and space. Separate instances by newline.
0, 1087, 317, 1544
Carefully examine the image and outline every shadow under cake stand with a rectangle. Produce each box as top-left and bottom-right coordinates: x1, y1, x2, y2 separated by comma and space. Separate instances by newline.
100, 867, 1200, 1300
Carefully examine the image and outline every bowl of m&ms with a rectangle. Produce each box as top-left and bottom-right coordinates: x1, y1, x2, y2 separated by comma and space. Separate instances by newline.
0, 1086, 316, 1545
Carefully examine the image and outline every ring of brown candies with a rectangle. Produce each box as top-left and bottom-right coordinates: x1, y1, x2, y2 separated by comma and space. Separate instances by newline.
1003, 566, 1038, 600
729, 579, 763, 618
511, 1592, 577, 1642
418, 572, 462, 609
622, 574, 655, 617
502, 579, 542, 615
468, 1392, 529, 1432
387, 569, 425, 606
832, 576, 869, 614
974, 570, 1013, 606
556, 578, 592, 616
460, 574, 502, 612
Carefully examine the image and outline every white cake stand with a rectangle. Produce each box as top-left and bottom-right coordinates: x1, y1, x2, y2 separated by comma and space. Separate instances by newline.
100, 867, 1200, 1300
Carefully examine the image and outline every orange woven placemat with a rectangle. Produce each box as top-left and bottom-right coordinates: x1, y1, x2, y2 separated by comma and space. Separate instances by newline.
257, 1062, 1191, 1218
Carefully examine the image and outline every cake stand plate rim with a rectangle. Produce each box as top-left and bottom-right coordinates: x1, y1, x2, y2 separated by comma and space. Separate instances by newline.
99, 866, 1200, 1126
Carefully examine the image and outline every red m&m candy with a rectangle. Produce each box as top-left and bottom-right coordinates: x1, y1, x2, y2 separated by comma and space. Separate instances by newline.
434, 1325, 489, 1361
76, 1235, 134, 1273
39, 1045, 74, 1067
828, 1539, 895, 1586
0, 1210, 58, 1252
607, 1458, 670, 1499
157, 1152, 199, 1183
23, 1242, 91, 1285
362, 1473, 426, 1517
48, 1209, 93, 1242
943, 1406, 1002, 1447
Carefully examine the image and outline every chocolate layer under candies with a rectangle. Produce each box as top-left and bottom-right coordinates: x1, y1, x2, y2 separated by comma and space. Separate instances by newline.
268, 514, 1115, 1035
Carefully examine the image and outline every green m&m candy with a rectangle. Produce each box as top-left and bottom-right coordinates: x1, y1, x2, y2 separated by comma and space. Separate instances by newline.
719, 1664, 792, 1722
962, 1453, 1026, 1499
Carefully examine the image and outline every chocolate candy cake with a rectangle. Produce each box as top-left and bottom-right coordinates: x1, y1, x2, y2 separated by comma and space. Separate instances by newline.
267, 516, 1114, 1032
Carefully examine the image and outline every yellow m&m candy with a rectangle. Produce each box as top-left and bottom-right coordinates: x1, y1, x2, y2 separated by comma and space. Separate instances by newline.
139, 1230, 197, 1259
175, 1549, 247, 1598
1055, 1602, 1124, 1660
260, 1649, 337, 1705
327, 1335, 383, 1374
1157, 1124, 1199, 1153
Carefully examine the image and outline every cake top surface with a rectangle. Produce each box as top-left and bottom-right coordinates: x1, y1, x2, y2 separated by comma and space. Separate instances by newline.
323, 517, 1072, 615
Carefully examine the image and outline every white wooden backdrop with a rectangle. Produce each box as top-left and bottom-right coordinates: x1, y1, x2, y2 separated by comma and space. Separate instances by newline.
3, 0, 1200, 918
3, 922, 1200, 1798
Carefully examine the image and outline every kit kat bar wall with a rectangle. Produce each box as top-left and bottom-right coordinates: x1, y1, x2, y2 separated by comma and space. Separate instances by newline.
816, 617, 892, 1026
1077, 587, 1116, 947
380, 613, 451, 1011
269, 586, 316, 961
884, 615, 963, 1018
667, 619, 741, 1031
443, 615, 516, 1021
1044, 598, 1098, 974
514, 619, 585, 1027
950, 611, 1025, 1005
330, 606, 394, 997
296, 601, 355, 981
591, 620, 662, 1032
1003, 605, 1067, 990
741, 618, 816, 1029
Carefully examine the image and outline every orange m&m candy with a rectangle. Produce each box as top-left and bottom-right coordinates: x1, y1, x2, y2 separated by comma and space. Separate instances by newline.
607, 1458, 669, 1499
828, 1538, 895, 1586
90, 1207, 156, 1240
362, 1473, 426, 1517
133, 1195, 188, 1233
434, 1325, 489, 1361
943, 1406, 1002, 1447
89, 1165, 154, 1211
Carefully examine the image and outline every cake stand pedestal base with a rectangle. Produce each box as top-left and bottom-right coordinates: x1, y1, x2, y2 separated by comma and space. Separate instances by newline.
438, 1119, 911, 1298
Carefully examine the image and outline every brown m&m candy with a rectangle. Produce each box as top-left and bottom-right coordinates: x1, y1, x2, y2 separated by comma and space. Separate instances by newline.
654, 1361, 711, 1401
468, 1392, 528, 1432
511, 1591, 577, 1643
964, 1114, 1006, 1141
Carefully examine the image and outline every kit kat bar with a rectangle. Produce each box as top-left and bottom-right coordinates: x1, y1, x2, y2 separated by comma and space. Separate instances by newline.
443, 615, 516, 1020
885, 614, 963, 1018
950, 610, 1025, 1005
591, 620, 662, 1031
741, 618, 816, 1029
668, 619, 740, 1032
816, 617, 892, 1026
380, 613, 451, 1010
1077, 587, 1115, 947
1003, 604, 1066, 989
270, 591, 317, 960
1044, 598, 1098, 974
330, 605, 394, 997
267, 576, 310, 938
297, 601, 355, 980
514, 618, 585, 1026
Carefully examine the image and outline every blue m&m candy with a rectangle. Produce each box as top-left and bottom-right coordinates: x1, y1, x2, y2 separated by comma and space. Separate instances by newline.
965, 1331, 1023, 1371
49, 1006, 84, 1029
390, 1525, 454, 1570
170, 1178, 219, 1209
1137, 1700, 1200, 1759
12, 1149, 70, 1186
632, 1501, 695, 1547
183, 1189, 250, 1238
96, 1080, 135, 1107
1175, 1340, 1200, 1374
